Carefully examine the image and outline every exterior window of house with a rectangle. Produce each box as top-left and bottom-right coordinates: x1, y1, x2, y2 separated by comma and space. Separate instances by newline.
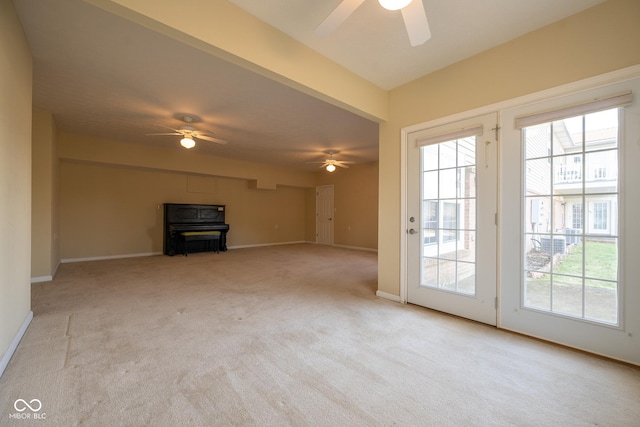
593, 202, 608, 230
423, 200, 438, 244
522, 107, 619, 324
572, 203, 583, 230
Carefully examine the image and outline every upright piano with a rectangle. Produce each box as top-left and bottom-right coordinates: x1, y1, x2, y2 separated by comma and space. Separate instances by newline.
163, 203, 230, 256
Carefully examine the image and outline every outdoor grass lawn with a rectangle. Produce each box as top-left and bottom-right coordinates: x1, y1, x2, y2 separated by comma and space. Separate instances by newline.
530, 240, 618, 288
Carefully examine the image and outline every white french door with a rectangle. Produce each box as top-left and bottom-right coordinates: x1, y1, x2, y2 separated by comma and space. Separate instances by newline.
501, 78, 640, 365
406, 113, 498, 325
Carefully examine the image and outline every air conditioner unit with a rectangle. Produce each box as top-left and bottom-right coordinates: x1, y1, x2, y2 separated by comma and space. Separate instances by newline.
559, 228, 581, 245
540, 236, 566, 255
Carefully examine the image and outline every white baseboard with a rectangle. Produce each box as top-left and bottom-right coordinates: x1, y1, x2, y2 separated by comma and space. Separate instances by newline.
61, 251, 162, 263
376, 290, 401, 303
0, 311, 33, 378
333, 244, 378, 253
31, 260, 61, 283
227, 241, 308, 250
52, 260, 60, 278
58, 242, 377, 262
227, 242, 378, 253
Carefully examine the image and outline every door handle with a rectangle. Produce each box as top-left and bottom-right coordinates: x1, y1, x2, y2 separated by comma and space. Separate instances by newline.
408, 228, 417, 235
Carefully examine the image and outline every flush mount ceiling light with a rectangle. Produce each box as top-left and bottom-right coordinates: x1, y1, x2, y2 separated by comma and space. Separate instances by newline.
180, 136, 196, 149
378, 0, 412, 11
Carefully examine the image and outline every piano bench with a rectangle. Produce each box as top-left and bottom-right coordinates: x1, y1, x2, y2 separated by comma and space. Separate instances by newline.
180, 231, 221, 256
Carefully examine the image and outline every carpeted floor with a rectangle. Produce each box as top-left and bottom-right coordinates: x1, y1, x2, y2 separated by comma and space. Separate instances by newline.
1, 244, 639, 426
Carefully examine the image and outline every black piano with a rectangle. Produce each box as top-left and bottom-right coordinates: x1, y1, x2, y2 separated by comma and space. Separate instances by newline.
163, 203, 230, 256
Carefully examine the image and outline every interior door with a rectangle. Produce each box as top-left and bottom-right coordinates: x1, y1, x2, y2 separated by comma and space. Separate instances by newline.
316, 185, 334, 245
500, 78, 640, 365
407, 113, 498, 325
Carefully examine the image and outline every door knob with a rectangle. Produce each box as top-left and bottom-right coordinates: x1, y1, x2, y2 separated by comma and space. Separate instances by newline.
408, 228, 417, 234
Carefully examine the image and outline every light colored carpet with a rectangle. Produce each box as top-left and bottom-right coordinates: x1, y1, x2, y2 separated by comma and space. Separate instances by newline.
1, 244, 639, 426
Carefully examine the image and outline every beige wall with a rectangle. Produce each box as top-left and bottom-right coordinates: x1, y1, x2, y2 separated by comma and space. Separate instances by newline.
0, 0, 32, 371
58, 132, 317, 190
59, 161, 309, 259
316, 162, 379, 250
378, 0, 640, 295
56, 133, 379, 259
32, 109, 59, 279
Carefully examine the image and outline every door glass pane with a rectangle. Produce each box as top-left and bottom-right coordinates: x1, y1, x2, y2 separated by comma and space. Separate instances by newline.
423, 170, 438, 199
525, 123, 551, 159
439, 141, 457, 169
458, 137, 476, 166
525, 274, 551, 310
439, 169, 457, 199
522, 108, 620, 325
421, 138, 477, 295
422, 144, 439, 171
584, 237, 618, 282
585, 279, 618, 324
457, 261, 475, 295
585, 150, 618, 193
526, 158, 552, 195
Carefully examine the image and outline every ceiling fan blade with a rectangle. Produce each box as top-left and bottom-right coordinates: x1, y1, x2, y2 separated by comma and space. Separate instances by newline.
335, 163, 350, 168
315, 0, 367, 36
195, 134, 228, 145
401, 0, 431, 46
146, 132, 182, 136
153, 123, 183, 133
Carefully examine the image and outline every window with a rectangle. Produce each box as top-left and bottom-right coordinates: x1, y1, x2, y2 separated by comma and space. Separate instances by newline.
420, 135, 477, 295
522, 108, 619, 324
572, 203, 583, 230
593, 202, 608, 231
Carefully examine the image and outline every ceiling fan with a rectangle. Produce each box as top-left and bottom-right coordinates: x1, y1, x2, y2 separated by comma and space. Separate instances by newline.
316, 0, 431, 47
308, 150, 354, 172
147, 114, 227, 149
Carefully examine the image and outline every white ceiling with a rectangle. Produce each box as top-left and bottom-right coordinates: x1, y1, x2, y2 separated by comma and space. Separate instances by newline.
13, 0, 604, 171
229, 0, 604, 90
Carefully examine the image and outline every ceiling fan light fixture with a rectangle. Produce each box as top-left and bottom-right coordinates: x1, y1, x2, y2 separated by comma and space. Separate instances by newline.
180, 137, 196, 149
326, 164, 337, 172
378, 0, 412, 11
